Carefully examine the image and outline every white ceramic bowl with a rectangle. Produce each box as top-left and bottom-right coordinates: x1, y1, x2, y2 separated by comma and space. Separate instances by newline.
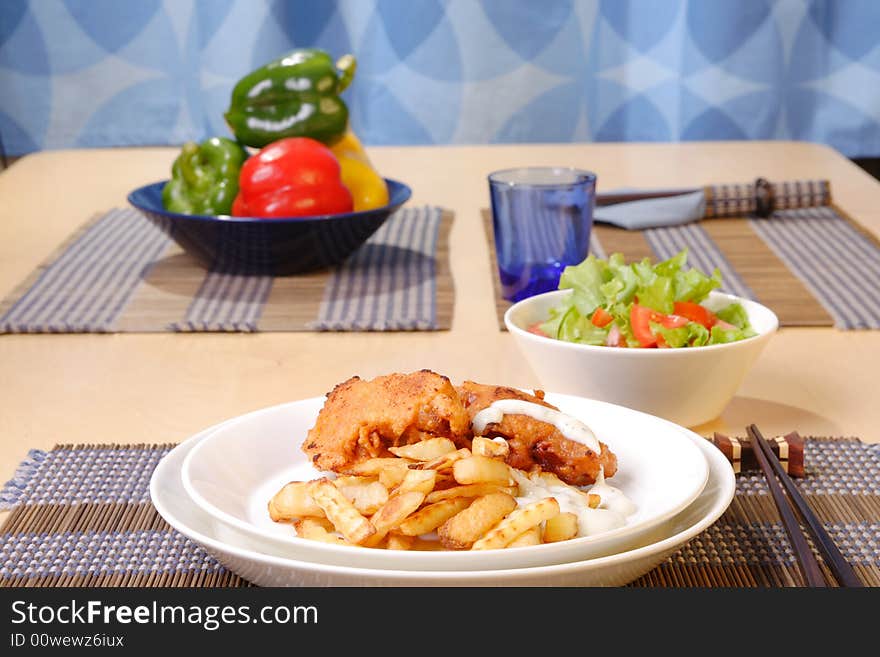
505, 290, 778, 427
151, 419, 735, 586
180, 393, 709, 571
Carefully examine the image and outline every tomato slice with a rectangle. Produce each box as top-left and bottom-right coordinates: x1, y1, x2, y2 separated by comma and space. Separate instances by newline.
630, 304, 658, 347
673, 301, 717, 329
591, 307, 613, 328
658, 313, 689, 329
526, 322, 548, 337
631, 305, 690, 347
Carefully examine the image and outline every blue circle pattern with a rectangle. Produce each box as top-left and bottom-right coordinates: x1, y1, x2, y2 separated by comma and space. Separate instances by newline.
482, 0, 573, 62
64, 0, 161, 55
602, 0, 681, 54
687, 0, 772, 63
0, 1, 877, 157
0, 0, 28, 52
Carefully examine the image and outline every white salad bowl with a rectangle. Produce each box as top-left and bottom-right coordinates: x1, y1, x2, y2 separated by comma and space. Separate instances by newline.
505, 290, 778, 427
179, 393, 709, 571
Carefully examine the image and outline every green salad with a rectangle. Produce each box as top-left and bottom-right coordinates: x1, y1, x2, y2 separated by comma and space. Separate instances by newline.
535, 249, 756, 348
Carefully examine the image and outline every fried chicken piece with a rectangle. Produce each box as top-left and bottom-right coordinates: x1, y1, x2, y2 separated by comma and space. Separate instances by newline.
302, 370, 471, 473
457, 381, 617, 486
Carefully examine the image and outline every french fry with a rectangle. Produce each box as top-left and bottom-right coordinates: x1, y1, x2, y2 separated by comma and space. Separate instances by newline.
433, 472, 456, 487
268, 481, 324, 521
335, 479, 389, 516
394, 468, 437, 495
507, 525, 543, 547
425, 482, 516, 503
453, 455, 512, 486
386, 533, 415, 551
308, 478, 376, 545
332, 475, 378, 488
396, 497, 472, 536
437, 492, 517, 550
362, 491, 426, 548
379, 463, 410, 489
271, 443, 602, 551
471, 436, 509, 460
542, 511, 579, 543
471, 497, 560, 550
344, 457, 414, 476
411, 448, 471, 472
298, 515, 337, 532
389, 438, 456, 461
293, 517, 347, 545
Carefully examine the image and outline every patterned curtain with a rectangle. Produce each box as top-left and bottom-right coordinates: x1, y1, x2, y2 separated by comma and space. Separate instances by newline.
1, 0, 878, 157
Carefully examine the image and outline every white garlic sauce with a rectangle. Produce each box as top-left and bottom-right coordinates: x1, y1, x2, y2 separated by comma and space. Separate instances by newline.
471, 399, 602, 455
509, 467, 636, 538
472, 400, 636, 538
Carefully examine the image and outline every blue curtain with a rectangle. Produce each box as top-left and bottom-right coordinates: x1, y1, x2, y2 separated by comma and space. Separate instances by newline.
1, 0, 878, 157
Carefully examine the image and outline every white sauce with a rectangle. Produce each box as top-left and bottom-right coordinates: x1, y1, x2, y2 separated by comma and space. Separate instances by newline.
471, 400, 602, 455
508, 467, 636, 538
589, 468, 637, 517
471, 399, 636, 539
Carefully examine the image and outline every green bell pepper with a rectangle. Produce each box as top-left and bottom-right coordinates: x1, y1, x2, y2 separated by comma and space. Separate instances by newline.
224, 49, 356, 148
162, 137, 248, 215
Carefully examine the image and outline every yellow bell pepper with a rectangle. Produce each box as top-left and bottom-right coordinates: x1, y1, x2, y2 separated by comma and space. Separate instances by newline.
331, 129, 372, 164
331, 130, 389, 212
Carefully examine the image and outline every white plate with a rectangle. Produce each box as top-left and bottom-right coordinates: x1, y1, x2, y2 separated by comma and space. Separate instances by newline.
151, 420, 734, 586
180, 393, 709, 570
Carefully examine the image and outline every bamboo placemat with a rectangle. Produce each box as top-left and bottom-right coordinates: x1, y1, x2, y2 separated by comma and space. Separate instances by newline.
0, 206, 454, 333
1, 438, 877, 587
483, 200, 880, 331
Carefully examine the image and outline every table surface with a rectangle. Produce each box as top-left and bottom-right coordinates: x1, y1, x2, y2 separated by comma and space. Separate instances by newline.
1, 140, 879, 508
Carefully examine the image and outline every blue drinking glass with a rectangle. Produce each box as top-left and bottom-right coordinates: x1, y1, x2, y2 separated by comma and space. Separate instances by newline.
488, 167, 597, 302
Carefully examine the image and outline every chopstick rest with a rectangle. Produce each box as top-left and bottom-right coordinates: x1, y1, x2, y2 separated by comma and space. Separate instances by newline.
708, 432, 804, 477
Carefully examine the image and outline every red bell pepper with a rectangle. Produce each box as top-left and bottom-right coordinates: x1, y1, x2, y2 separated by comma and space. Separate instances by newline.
232, 137, 353, 218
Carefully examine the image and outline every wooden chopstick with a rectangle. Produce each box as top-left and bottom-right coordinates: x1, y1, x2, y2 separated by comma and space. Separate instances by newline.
747, 425, 863, 587
746, 424, 827, 587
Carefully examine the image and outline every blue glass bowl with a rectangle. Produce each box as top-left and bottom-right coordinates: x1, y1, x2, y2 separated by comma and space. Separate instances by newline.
127, 179, 412, 275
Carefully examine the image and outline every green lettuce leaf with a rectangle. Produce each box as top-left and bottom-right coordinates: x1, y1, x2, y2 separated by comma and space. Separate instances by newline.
687, 322, 711, 347
637, 275, 674, 313
654, 321, 712, 348
708, 325, 753, 344
539, 302, 572, 339
714, 302, 750, 329
557, 256, 606, 316
555, 306, 608, 345
673, 266, 722, 302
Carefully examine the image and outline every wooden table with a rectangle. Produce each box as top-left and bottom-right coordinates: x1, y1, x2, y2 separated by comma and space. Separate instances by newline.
1, 140, 879, 508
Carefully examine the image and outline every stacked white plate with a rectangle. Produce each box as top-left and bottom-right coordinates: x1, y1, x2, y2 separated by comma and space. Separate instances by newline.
150, 393, 736, 586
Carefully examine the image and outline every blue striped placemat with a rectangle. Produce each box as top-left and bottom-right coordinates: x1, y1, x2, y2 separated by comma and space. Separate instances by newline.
0, 206, 454, 333
1, 439, 877, 587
